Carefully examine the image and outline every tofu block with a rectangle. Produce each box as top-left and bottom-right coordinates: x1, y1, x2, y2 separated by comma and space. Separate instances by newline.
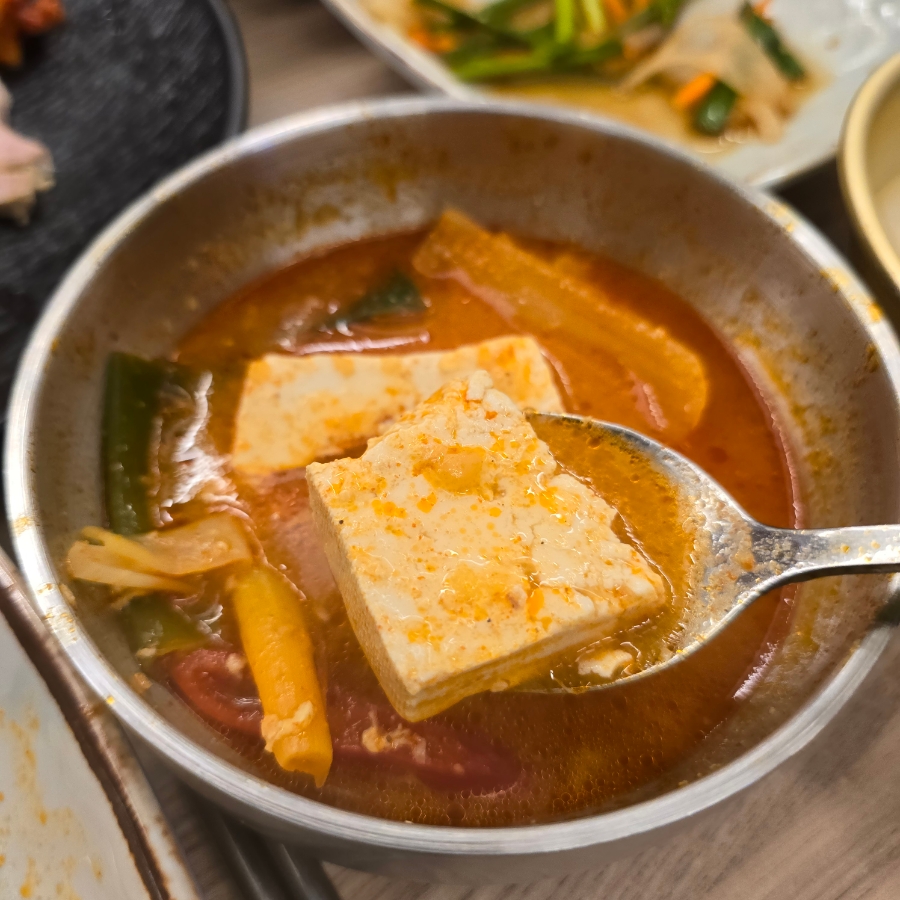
232, 336, 563, 475
307, 371, 665, 721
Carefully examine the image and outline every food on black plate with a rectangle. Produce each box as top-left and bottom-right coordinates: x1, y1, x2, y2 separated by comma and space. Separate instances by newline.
0, 77, 52, 222
0, 0, 63, 221
0, 0, 64, 68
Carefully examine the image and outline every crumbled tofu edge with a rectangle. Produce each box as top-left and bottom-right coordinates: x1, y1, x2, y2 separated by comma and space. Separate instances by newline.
308, 463, 658, 721
307, 469, 418, 716
384, 608, 652, 721
306, 457, 558, 722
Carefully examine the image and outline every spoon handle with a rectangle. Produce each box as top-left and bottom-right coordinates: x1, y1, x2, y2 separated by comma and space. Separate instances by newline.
755, 524, 900, 586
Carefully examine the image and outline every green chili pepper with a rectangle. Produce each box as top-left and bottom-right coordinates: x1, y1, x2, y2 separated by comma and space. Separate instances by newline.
320, 271, 425, 331
450, 44, 558, 81
119, 594, 208, 656
103, 353, 166, 535
424, 0, 683, 82
554, 0, 574, 44
517, 23, 557, 48
694, 80, 738, 136
451, 35, 620, 81
103, 353, 219, 656
739, 2, 805, 81
558, 37, 622, 69
478, 0, 543, 28
103, 353, 207, 534
415, 0, 530, 43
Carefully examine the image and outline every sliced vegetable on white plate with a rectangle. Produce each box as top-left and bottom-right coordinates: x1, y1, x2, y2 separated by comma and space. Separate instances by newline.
323, 0, 900, 186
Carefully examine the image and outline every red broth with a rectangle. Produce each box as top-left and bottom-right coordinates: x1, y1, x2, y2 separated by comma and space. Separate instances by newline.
144, 230, 798, 826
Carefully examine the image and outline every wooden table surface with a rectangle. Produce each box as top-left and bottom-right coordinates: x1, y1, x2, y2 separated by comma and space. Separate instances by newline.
213, 2, 900, 896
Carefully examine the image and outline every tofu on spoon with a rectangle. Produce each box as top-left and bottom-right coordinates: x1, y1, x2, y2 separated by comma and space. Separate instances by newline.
307, 371, 665, 722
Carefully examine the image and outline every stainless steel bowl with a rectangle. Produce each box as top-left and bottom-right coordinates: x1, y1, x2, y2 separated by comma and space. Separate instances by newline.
6, 98, 900, 884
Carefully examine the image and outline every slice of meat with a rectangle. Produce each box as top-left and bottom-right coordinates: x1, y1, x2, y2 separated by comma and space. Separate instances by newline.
0, 77, 53, 224
167, 648, 264, 736
328, 684, 523, 794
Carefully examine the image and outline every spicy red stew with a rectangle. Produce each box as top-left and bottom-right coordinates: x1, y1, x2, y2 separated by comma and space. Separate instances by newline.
68, 215, 796, 826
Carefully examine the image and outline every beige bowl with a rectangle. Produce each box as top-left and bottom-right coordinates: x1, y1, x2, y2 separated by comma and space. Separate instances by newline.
840, 52, 900, 301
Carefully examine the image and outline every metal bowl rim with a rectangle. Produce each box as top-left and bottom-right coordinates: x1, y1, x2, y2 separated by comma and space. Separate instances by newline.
839, 51, 900, 296
6, 95, 900, 855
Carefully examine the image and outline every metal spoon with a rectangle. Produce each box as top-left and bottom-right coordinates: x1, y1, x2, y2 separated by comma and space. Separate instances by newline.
526, 412, 900, 690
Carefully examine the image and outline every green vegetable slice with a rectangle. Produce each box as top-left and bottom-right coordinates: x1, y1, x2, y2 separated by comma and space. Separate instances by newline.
451, 45, 558, 81
415, 0, 532, 43
479, 0, 544, 28
558, 38, 622, 69
451, 36, 620, 81
320, 271, 425, 330
422, 0, 686, 84
119, 594, 208, 656
103, 353, 212, 535
693, 80, 738, 136
579, 0, 606, 35
103, 354, 167, 536
554, 0, 574, 44
103, 354, 227, 659
739, 2, 805, 81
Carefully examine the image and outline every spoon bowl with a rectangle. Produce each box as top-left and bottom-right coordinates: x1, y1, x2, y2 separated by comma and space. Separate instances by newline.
529, 412, 900, 690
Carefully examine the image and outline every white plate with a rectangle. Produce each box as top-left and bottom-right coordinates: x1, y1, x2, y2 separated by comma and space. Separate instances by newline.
0, 554, 201, 900
322, 0, 900, 187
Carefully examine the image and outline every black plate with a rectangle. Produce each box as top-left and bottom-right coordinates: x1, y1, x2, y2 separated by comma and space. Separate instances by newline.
0, 0, 247, 416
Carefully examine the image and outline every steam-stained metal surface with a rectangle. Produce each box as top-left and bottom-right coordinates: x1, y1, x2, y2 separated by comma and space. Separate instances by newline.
5, 99, 900, 882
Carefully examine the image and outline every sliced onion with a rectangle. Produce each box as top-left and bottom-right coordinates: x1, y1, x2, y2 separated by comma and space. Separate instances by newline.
135, 514, 253, 575
623, 15, 791, 123
67, 542, 191, 592
67, 513, 253, 593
